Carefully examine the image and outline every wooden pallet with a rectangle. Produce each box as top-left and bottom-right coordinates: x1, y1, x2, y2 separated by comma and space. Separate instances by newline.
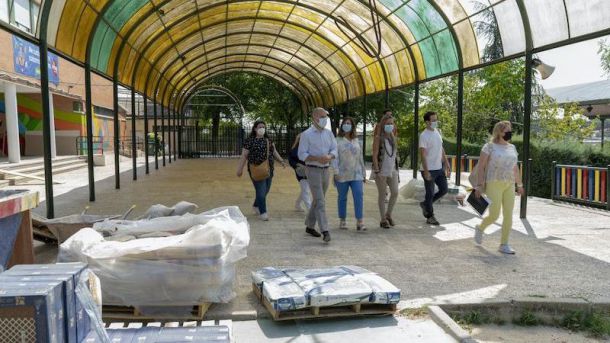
102, 303, 212, 321
253, 283, 397, 321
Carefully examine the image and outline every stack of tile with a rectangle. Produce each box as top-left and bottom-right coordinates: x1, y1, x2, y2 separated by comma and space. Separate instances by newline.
252, 266, 401, 312
0, 262, 95, 343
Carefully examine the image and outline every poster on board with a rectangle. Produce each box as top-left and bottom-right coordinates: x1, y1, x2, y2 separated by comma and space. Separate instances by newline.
12, 36, 60, 85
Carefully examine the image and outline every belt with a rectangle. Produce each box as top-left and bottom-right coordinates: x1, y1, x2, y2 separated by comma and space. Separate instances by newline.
306, 165, 329, 169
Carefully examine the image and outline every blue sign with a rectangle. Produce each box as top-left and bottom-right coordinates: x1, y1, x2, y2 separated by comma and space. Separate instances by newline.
12, 36, 60, 85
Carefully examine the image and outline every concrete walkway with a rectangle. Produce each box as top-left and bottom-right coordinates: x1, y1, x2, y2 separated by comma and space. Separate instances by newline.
22, 158, 610, 321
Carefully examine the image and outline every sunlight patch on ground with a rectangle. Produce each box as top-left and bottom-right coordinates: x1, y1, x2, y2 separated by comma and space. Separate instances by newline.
398, 284, 507, 309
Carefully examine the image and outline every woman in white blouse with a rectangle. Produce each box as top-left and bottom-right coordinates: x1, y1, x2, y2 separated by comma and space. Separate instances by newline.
372, 113, 399, 229
473, 121, 525, 254
333, 117, 367, 231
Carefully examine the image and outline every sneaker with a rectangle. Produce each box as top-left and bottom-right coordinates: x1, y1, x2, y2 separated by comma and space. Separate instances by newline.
419, 202, 430, 218
253, 206, 260, 215
356, 223, 367, 232
322, 231, 331, 242
426, 216, 440, 226
474, 225, 483, 245
498, 244, 515, 254
306, 227, 321, 237
339, 220, 347, 230
260, 213, 269, 221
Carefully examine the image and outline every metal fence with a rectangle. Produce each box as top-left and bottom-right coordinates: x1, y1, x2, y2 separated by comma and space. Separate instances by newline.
179, 125, 309, 158
552, 163, 610, 210
75, 136, 105, 156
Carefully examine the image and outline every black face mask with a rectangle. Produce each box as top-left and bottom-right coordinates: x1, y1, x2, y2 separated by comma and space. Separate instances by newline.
503, 131, 513, 141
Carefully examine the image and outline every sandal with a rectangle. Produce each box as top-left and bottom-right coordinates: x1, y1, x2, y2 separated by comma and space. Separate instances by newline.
380, 220, 390, 229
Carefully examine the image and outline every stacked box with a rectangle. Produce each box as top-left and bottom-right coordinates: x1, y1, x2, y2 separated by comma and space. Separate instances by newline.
252, 266, 402, 311
0, 281, 65, 343
0, 274, 77, 342
4, 263, 92, 342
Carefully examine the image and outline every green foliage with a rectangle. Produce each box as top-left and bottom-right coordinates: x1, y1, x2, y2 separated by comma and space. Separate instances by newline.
534, 97, 596, 141
193, 72, 303, 130
514, 310, 539, 326
599, 39, 610, 77
562, 311, 610, 338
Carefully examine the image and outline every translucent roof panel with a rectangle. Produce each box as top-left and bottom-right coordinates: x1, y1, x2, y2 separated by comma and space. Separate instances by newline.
38, 0, 610, 108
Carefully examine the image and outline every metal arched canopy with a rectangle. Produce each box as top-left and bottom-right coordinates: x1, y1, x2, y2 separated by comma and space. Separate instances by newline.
40, 0, 610, 108
185, 85, 247, 118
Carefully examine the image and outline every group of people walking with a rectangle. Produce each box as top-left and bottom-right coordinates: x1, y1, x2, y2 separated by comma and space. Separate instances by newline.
236, 107, 523, 254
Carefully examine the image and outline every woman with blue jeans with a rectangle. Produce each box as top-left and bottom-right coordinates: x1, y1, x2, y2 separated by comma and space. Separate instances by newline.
332, 117, 366, 231
236, 120, 286, 221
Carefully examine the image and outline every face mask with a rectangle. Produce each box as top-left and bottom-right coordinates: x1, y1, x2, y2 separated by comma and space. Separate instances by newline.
342, 124, 352, 133
430, 121, 439, 129
318, 117, 328, 128
503, 131, 513, 141
384, 124, 394, 133
256, 128, 265, 136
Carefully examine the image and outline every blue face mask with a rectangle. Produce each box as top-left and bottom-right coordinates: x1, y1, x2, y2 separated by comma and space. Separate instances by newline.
318, 117, 328, 128
342, 124, 352, 133
384, 124, 394, 133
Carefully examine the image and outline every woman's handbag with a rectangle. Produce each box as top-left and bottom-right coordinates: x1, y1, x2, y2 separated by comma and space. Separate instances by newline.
249, 139, 270, 181
468, 144, 493, 193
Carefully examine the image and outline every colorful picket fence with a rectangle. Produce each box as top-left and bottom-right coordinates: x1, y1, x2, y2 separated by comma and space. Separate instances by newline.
553, 164, 609, 210
446, 155, 479, 173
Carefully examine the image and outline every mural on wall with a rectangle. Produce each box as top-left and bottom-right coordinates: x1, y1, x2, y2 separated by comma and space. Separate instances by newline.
0, 93, 116, 155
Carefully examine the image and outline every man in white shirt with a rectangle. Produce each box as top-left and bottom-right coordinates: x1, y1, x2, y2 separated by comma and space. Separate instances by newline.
419, 111, 450, 225
298, 107, 338, 242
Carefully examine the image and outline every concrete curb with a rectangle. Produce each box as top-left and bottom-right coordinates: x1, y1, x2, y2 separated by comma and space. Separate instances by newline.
427, 306, 476, 343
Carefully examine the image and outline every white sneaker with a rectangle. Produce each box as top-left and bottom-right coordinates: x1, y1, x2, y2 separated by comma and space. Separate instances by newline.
260, 213, 269, 221
339, 220, 347, 230
294, 203, 304, 212
474, 225, 483, 245
253, 206, 260, 215
498, 244, 515, 254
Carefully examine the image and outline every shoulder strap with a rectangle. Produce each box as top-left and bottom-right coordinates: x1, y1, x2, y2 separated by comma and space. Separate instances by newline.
265, 139, 270, 159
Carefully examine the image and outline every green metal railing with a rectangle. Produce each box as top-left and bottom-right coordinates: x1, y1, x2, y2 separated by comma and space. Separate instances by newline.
75, 136, 105, 156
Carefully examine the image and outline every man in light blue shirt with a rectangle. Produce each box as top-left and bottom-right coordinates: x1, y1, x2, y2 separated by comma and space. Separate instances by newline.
298, 107, 337, 242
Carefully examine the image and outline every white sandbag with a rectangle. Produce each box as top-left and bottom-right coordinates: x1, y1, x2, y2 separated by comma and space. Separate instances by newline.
59, 207, 250, 307
171, 201, 198, 216
140, 204, 174, 219
94, 206, 245, 238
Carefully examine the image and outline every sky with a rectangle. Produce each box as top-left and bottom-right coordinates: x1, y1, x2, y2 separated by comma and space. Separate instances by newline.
538, 36, 609, 90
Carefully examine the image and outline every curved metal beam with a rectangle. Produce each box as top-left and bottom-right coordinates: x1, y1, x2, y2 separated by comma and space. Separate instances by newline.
170, 53, 325, 108
148, 33, 345, 104
178, 67, 314, 115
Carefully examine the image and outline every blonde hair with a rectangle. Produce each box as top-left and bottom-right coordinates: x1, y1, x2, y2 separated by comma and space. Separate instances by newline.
491, 121, 512, 144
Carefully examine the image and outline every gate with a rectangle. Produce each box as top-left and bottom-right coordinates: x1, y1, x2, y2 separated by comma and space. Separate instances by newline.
179, 125, 310, 159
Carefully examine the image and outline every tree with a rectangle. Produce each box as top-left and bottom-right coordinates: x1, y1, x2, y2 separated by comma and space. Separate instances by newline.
599, 39, 610, 77
533, 97, 596, 142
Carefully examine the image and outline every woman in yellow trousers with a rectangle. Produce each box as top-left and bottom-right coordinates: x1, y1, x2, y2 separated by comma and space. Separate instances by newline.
473, 121, 524, 254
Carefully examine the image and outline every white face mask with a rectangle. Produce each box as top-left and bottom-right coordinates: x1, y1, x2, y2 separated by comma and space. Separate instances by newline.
256, 128, 266, 136
384, 124, 394, 133
342, 124, 352, 133
318, 117, 328, 128
430, 121, 439, 129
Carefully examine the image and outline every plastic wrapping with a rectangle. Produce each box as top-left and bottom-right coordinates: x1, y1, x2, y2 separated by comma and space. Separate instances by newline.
59, 206, 250, 312
93, 206, 241, 238
138, 201, 199, 220
252, 266, 401, 311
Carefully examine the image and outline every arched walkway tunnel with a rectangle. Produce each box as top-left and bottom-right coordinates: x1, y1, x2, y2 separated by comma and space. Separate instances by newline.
2, 0, 610, 218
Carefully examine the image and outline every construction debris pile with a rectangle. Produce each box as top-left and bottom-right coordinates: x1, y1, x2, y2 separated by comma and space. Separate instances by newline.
58, 206, 250, 312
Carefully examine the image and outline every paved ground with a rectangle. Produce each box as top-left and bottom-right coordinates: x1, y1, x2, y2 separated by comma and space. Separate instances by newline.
23, 158, 610, 321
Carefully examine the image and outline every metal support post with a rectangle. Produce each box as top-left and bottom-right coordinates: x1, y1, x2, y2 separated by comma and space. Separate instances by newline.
39, 39, 55, 218
131, 89, 137, 180
455, 71, 464, 186
112, 79, 120, 189
143, 96, 149, 174
520, 52, 534, 219
84, 63, 95, 201
412, 83, 420, 179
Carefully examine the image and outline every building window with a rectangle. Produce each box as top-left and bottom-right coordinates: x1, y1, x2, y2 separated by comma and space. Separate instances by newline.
0, 0, 8, 23
3, 0, 39, 34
